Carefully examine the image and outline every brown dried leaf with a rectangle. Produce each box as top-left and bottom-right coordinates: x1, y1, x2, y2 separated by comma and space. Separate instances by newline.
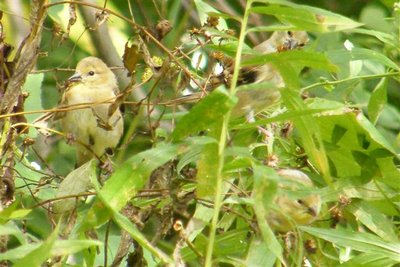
155, 20, 172, 41
122, 40, 140, 74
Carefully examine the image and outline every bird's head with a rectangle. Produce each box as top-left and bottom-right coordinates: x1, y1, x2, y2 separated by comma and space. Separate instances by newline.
267, 169, 322, 232
253, 31, 309, 54
68, 57, 116, 88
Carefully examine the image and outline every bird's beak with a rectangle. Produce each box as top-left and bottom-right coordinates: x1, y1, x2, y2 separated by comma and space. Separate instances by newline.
307, 203, 321, 217
307, 206, 317, 217
68, 72, 82, 82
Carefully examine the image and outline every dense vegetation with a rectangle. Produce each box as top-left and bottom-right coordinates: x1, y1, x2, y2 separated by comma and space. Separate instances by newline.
0, 0, 399, 266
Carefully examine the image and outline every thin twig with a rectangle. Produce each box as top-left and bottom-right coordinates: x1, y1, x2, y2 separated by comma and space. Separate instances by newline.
104, 220, 111, 267
44, 1, 203, 89
31, 192, 95, 209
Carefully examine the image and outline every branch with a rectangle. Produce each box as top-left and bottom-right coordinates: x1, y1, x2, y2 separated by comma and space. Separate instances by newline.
0, 0, 48, 114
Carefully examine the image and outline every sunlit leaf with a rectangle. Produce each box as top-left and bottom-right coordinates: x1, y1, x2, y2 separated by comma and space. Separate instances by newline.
0, 224, 26, 245
52, 159, 96, 215
246, 238, 277, 267
347, 200, 398, 243
252, 165, 283, 262
99, 144, 181, 210
347, 28, 396, 46
242, 50, 339, 73
252, 1, 363, 32
340, 252, 397, 267
13, 224, 59, 267
328, 48, 399, 71
196, 142, 219, 198
281, 89, 331, 183
172, 87, 237, 141
301, 227, 400, 261
194, 0, 229, 29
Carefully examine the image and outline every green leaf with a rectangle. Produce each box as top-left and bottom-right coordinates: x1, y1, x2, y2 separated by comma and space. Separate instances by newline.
213, 229, 248, 257
347, 200, 398, 243
368, 78, 387, 125
196, 142, 219, 198
0, 200, 31, 224
316, 112, 395, 154
0, 244, 39, 261
194, 0, 228, 29
0, 239, 102, 262
328, 48, 399, 71
23, 73, 44, 123
52, 159, 97, 215
113, 211, 174, 265
78, 143, 185, 232
252, 165, 283, 262
314, 108, 398, 186
359, 4, 393, 32
252, 1, 363, 32
206, 42, 253, 57
246, 24, 297, 33
187, 204, 215, 241
246, 238, 276, 267
172, 87, 237, 141
22, 73, 44, 138
281, 89, 331, 183
13, 224, 59, 267
376, 157, 400, 190
301, 227, 400, 261
100, 144, 181, 210
51, 239, 103, 256
176, 136, 217, 173
278, 62, 301, 89
232, 98, 346, 130
347, 28, 396, 46
355, 113, 396, 154
242, 50, 339, 73
340, 252, 397, 267
0, 224, 26, 245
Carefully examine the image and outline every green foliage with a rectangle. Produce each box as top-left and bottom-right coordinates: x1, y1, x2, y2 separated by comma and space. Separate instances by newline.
1, 0, 400, 266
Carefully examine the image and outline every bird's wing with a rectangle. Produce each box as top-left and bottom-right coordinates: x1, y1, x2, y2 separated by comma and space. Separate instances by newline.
53, 88, 68, 121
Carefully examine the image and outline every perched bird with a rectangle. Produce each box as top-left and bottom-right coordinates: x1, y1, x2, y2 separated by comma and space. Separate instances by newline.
232, 31, 309, 116
170, 31, 309, 117
58, 57, 124, 166
252, 31, 309, 55
268, 169, 321, 232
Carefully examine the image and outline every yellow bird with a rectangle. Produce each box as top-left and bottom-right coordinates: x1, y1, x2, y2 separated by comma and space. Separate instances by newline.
267, 169, 321, 232
58, 57, 124, 166
233, 31, 309, 117
170, 31, 309, 117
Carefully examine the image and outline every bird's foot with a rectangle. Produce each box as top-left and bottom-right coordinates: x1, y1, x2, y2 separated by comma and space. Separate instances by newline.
96, 118, 113, 131
99, 158, 114, 175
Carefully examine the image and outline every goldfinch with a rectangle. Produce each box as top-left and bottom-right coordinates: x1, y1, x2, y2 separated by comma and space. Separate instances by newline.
58, 57, 123, 166
268, 169, 321, 232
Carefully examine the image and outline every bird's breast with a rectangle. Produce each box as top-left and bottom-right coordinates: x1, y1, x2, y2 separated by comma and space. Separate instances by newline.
64, 84, 116, 105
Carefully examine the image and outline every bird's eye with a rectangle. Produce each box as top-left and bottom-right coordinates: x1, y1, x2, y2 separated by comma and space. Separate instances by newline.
88, 71, 95, 76
297, 199, 304, 205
